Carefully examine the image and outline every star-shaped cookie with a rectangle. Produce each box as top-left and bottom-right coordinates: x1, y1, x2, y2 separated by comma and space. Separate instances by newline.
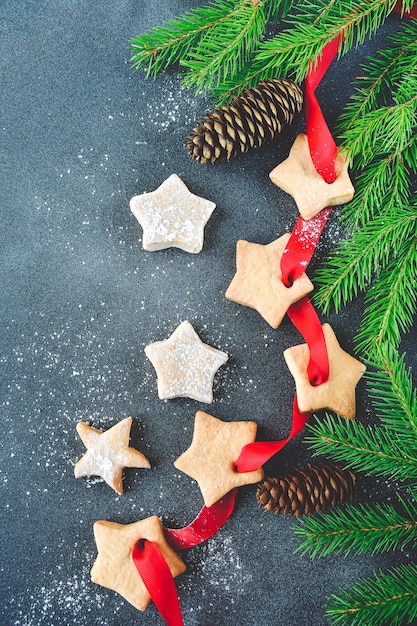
91, 516, 186, 612
225, 234, 314, 328
283, 323, 366, 419
144, 320, 228, 403
130, 173, 216, 253
269, 134, 354, 220
74, 417, 151, 494
174, 410, 264, 507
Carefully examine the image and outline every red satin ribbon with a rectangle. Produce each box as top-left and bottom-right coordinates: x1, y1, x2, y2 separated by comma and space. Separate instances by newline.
236, 395, 309, 472
165, 489, 238, 551
132, 539, 184, 626
305, 36, 340, 183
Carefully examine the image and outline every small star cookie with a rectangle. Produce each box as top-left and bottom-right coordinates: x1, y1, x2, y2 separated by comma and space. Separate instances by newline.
283, 323, 366, 419
269, 134, 354, 220
74, 417, 150, 494
130, 173, 216, 253
225, 234, 314, 328
144, 321, 228, 403
91, 516, 186, 612
174, 410, 264, 507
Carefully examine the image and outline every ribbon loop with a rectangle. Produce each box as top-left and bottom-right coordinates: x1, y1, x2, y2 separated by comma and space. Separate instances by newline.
132, 539, 184, 626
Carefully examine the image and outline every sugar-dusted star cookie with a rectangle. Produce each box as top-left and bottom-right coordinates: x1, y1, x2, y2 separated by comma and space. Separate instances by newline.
174, 410, 264, 507
283, 323, 366, 419
144, 320, 228, 403
225, 234, 314, 328
130, 173, 216, 253
91, 516, 186, 612
269, 134, 354, 220
74, 417, 151, 494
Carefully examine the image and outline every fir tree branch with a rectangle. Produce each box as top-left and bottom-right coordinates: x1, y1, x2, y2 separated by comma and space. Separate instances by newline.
366, 343, 417, 438
130, 0, 240, 77
214, 0, 406, 100
293, 498, 417, 558
337, 22, 417, 134
325, 563, 417, 626
337, 150, 412, 230
130, 0, 294, 86
313, 203, 417, 315
305, 413, 417, 484
339, 92, 417, 167
356, 237, 417, 355
180, 0, 268, 92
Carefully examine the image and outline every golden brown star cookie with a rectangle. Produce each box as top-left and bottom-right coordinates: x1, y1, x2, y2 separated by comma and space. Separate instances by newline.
269, 134, 354, 220
174, 410, 264, 507
91, 516, 186, 612
130, 173, 216, 253
74, 417, 150, 494
225, 234, 314, 328
283, 323, 366, 419
144, 320, 228, 403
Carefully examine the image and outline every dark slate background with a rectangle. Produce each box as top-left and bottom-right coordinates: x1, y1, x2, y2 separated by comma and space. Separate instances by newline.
1, 2, 415, 625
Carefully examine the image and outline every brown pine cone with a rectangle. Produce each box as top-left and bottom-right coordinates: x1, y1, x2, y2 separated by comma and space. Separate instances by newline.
256, 461, 356, 517
186, 78, 303, 164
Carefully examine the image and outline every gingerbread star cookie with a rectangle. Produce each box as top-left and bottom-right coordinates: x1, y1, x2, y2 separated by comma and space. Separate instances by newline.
283, 323, 366, 419
74, 417, 150, 494
269, 134, 354, 220
144, 320, 228, 403
130, 173, 216, 253
225, 234, 314, 328
174, 410, 264, 507
91, 516, 186, 612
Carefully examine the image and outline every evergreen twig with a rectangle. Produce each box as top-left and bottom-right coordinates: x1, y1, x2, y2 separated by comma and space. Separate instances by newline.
179, 0, 268, 92
305, 412, 417, 483
306, 343, 417, 482
313, 21, 417, 359
325, 563, 417, 626
213, 0, 415, 101
294, 497, 417, 558
130, 0, 292, 91
314, 202, 417, 319
356, 238, 417, 355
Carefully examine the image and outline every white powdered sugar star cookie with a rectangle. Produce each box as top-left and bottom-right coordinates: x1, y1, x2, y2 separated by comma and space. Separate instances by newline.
130, 173, 216, 253
144, 320, 228, 403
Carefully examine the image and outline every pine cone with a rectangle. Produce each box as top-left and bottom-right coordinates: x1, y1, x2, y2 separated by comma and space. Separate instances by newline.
256, 462, 356, 517
186, 78, 303, 164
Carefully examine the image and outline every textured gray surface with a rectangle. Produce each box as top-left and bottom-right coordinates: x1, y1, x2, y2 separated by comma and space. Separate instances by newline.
1, 2, 415, 625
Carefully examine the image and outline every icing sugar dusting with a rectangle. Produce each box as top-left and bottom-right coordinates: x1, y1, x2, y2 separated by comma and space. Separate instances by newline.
6, 563, 124, 626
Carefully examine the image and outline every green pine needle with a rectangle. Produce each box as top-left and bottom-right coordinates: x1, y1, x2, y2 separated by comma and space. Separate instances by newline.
314, 20, 417, 357
293, 497, 417, 558
325, 563, 417, 626
336, 151, 411, 230
306, 413, 417, 484
180, 0, 268, 93
356, 238, 417, 355
306, 341, 417, 492
130, 0, 293, 91
130, 1, 237, 78
337, 22, 417, 136
365, 343, 417, 438
313, 203, 417, 316
214, 0, 407, 100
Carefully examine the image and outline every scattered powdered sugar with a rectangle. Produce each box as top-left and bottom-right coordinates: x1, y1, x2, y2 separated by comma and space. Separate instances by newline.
135, 75, 211, 133
6, 561, 124, 626
199, 534, 253, 596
